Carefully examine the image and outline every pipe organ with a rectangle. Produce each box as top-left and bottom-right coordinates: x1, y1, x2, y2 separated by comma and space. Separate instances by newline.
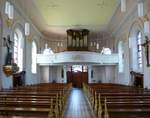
67, 29, 89, 51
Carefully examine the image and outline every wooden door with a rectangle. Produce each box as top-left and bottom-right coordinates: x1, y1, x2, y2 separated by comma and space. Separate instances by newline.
13, 71, 25, 88
67, 71, 88, 88
130, 71, 143, 88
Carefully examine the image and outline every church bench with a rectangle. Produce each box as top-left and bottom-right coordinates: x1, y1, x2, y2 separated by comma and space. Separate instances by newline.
0, 95, 60, 116
0, 106, 50, 117
0, 83, 72, 118
105, 108, 150, 118
83, 83, 150, 118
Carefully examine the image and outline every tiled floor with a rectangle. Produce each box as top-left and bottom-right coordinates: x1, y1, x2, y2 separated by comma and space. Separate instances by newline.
62, 88, 95, 118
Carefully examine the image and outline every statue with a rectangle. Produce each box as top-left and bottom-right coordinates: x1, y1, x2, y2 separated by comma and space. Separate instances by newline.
3, 35, 19, 76
3, 35, 13, 65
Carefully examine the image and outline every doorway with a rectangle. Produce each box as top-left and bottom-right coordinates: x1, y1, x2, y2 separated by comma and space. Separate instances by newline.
13, 71, 25, 88
130, 71, 143, 88
67, 65, 88, 88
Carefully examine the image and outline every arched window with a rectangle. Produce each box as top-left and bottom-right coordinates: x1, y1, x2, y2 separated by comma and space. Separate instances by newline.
31, 41, 37, 74
13, 28, 24, 72
137, 32, 142, 68
118, 41, 124, 73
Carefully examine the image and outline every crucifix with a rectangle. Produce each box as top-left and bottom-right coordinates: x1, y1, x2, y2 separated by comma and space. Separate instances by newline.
142, 36, 150, 66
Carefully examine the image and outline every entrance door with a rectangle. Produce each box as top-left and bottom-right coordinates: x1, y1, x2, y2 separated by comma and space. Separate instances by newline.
67, 65, 88, 88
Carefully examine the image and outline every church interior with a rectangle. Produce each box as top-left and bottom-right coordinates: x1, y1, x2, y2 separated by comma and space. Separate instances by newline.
0, 0, 150, 118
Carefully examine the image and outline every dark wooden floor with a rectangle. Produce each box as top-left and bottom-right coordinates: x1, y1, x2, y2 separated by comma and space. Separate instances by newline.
62, 88, 95, 118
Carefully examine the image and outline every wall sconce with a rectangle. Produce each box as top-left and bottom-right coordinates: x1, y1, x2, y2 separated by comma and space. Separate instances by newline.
121, 0, 126, 12
25, 22, 31, 42
144, 15, 150, 38
138, 0, 144, 17
25, 22, 30, 36
5, 1, 14, 28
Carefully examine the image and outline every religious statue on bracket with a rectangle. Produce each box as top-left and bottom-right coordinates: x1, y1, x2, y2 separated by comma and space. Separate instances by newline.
3, 35, 19, 77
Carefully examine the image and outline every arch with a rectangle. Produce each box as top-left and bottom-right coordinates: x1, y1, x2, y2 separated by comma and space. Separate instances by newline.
11, 23, 25, 40
128, 19, 144, 73
128, 19, 144, 41
12, 23, 25, 72
32, 36, 39, 51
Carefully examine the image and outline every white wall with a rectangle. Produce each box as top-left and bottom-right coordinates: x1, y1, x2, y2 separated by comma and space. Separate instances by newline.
40, 66, 49, 83
108, 0, 150, 88
0, 0, 46, 89
40, 66, 67, 83
88, 65, 116, 83
56, 66, 67, 83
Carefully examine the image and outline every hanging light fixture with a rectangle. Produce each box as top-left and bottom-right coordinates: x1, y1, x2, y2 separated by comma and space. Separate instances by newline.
138, 0, 144, 17
121, 0, 126, 12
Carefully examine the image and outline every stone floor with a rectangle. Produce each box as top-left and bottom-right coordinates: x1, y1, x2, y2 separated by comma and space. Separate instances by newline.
62, 88, 95, 118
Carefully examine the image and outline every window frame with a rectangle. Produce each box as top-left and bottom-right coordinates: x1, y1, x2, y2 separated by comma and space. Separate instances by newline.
31, 40, 37, 74
13, 28, 24, 72
136, 31, 143, 68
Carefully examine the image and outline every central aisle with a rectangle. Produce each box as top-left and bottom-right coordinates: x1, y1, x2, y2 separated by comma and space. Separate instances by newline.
62, 88, 95, 118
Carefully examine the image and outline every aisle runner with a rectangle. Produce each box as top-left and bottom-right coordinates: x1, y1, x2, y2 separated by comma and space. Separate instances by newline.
62, 88, 95, 118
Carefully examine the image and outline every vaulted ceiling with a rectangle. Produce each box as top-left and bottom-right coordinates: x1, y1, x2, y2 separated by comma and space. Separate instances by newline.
17, 0, 119, 36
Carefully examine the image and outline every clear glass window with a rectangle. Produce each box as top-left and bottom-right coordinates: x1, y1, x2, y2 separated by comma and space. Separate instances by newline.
31, 41, 37, 74
137, 32, 143, 68
13, 29, 24, 71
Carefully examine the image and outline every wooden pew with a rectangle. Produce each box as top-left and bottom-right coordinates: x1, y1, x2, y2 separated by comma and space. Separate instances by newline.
83, 83, 150, 118
0, 83, 72, 118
